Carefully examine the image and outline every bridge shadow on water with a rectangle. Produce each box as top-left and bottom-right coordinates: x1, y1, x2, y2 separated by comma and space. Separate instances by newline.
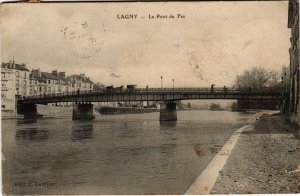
72, 121, 94, 141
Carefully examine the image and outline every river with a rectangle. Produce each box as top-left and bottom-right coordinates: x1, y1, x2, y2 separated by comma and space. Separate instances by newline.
2, 110, 252, 194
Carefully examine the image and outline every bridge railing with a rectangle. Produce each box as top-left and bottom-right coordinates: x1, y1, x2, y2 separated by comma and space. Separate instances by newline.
18, 87, 282, 101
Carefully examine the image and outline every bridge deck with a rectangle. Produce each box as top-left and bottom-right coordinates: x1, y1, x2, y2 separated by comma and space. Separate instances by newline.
18, 88, 282, 104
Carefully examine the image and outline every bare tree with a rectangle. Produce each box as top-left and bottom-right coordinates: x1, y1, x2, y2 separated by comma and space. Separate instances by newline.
234, 67, 281, 91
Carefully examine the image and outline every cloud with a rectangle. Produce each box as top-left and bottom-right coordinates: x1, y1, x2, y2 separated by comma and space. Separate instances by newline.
0, 2, 290, 87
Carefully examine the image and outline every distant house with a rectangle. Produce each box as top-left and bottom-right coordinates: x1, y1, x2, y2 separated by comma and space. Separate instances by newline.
94, 82, 106, 91
43, 70, 70, 94
30, 69, 46, 96
67, 73, 94, 92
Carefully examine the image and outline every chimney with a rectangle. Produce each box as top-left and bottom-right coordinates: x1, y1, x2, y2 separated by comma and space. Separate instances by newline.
38, 68, 41, 77
32, 69, 42, 77
8, 60, 14, 69
52, 70, 58, 76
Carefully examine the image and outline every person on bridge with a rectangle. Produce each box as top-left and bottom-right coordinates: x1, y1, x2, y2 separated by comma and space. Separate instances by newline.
210, 84, 215, 94
223, 86, 228, 94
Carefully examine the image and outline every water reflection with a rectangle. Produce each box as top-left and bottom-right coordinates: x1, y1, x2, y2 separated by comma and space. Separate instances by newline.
72, 122, 94, 141
15, 128, 48, 142
115, 122, 139, 139
17, 118, 37, 124
159, 121, 177, 129
158, 143, 177, 154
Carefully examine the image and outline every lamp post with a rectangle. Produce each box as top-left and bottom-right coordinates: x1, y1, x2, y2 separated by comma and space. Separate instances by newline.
146, 84, 149, 107
172, 79, 174, 89
172, 78, 175, 99
161, 76, 163, 88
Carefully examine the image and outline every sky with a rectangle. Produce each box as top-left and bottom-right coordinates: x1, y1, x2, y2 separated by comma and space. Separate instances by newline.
0, 1, 291, 88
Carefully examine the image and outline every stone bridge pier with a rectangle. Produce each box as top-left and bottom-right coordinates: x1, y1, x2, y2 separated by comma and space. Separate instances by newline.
72, 103, 95, 120
17, 103, 43, 119
159, 101, 177, 121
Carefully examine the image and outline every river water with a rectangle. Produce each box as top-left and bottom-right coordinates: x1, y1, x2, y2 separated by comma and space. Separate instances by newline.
2, 110, 251, 195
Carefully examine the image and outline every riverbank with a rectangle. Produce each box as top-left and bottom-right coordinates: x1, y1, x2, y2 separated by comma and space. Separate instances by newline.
1, 105, 75, 120
210, 114, 300, 194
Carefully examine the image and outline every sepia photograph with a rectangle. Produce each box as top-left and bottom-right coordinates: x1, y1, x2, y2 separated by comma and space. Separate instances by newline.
0, 0, 299, 195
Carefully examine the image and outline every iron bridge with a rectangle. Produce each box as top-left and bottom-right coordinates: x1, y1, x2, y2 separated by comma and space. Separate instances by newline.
18, 87, 282, 105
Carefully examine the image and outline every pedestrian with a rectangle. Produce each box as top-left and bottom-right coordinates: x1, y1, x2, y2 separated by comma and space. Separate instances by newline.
223, 86, 227, 94
210, 84, 215, 94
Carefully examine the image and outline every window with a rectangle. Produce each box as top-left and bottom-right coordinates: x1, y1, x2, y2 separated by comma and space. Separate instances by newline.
2, 105, 5, 109
16, 71, 19, 77
1, 73, 5, 78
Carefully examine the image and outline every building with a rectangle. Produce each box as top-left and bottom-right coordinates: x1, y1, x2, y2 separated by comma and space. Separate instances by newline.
41, 70, 71, 94
287, 0, 300, 125
2, 61, 30, 97
281, 66, 290, 114
1, 61, 30, 111
30, 69, 73, 95
67, 73, 94, 92
1, 64, 16, 111
15, 63, 30, 97
29, 69, 47, 96
1, 60, 96, 111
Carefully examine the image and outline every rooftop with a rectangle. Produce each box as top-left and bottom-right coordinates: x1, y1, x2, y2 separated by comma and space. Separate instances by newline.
67, 74, 94, 84
41, 72, 67, 81
1, 62, 30, 71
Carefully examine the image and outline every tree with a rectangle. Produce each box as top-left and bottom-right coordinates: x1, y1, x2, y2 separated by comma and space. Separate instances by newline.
234, 67, 281, 91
